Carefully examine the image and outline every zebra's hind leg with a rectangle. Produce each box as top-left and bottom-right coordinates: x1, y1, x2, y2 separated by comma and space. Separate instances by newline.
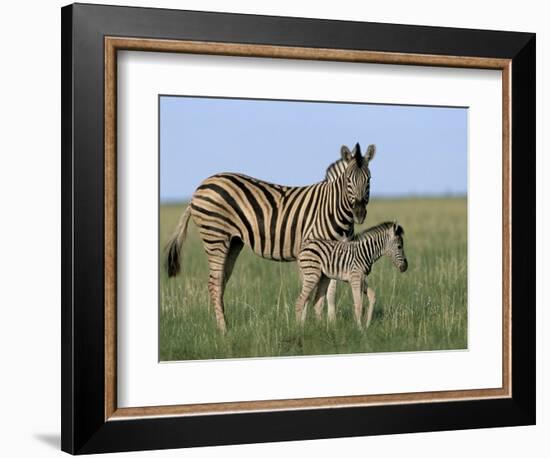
365, 286, 376, 329
205, 238, 236, 333
313, 275, 330, 321
213, 238, 244, 331
223, 238, 244, 288
326, 279, 338, 323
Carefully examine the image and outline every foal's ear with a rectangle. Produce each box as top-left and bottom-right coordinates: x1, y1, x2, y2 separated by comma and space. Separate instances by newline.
393, 223, 404, 236
340, 145, 354, 162
365, 144, 376, 163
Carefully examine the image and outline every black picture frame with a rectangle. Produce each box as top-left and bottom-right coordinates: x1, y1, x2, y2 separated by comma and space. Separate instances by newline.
61, 3, 535, 454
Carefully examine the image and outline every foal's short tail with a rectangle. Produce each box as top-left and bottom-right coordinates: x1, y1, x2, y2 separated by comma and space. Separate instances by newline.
164, 205, 192, 277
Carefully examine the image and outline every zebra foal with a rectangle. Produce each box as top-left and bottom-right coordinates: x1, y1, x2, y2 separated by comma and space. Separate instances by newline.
295, 222, 408, 328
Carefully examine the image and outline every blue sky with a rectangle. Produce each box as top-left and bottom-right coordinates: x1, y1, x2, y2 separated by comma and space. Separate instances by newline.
160, 96, 467, 202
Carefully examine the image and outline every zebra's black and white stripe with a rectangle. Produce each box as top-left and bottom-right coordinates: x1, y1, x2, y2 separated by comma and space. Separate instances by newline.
295, 222, 407, 328
165, 143, 376, 332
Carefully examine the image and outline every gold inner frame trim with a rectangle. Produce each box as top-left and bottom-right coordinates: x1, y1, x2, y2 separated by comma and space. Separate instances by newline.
104, 36, 512, 421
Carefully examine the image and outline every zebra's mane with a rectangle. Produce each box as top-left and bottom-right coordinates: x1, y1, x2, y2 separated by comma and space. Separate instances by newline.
324, 158, 347, 181
352, 222, 400, 241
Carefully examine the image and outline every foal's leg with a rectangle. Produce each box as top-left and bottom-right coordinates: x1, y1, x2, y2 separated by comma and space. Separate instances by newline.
365, 286, 376, 329
326, 279, 338, 323
313, 275, 330, 321
295, 273, 320, 324
350, 273, 364, 328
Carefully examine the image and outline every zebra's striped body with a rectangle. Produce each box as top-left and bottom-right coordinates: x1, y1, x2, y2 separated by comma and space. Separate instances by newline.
165, 143, 375, 332
295, 222, 407, 328
191, 172, 354, 262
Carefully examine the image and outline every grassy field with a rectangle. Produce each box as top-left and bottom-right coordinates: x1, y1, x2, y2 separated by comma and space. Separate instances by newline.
159, 198, 467, 361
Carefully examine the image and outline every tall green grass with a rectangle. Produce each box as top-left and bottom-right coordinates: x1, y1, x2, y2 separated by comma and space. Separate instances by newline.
159, 198, 467, 361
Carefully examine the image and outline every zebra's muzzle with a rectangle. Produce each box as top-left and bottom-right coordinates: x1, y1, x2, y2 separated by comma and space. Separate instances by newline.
352, 202, 366, 225
399, 259, 408, 272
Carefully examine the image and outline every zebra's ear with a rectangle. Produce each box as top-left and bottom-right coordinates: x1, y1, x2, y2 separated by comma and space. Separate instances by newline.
341, 145, 353, 162
393, 223, 404, 236
365, 144, 376, 163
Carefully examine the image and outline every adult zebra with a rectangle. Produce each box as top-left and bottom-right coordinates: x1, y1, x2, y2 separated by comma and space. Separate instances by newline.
165, 143, 376, 332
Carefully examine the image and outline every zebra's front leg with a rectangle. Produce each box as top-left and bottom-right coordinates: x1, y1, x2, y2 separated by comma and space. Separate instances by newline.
350, 272, 364, 328
365, 286, 376, 329
326, 279, 337, 323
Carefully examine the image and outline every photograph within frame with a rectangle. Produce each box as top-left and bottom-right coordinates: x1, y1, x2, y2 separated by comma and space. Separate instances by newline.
158, 94, 469, 362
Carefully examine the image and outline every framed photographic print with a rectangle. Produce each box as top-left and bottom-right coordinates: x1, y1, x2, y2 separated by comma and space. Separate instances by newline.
61, 3, 536, 454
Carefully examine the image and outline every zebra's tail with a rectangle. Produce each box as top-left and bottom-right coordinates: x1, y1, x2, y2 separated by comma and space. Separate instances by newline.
165, 205, 192, 277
